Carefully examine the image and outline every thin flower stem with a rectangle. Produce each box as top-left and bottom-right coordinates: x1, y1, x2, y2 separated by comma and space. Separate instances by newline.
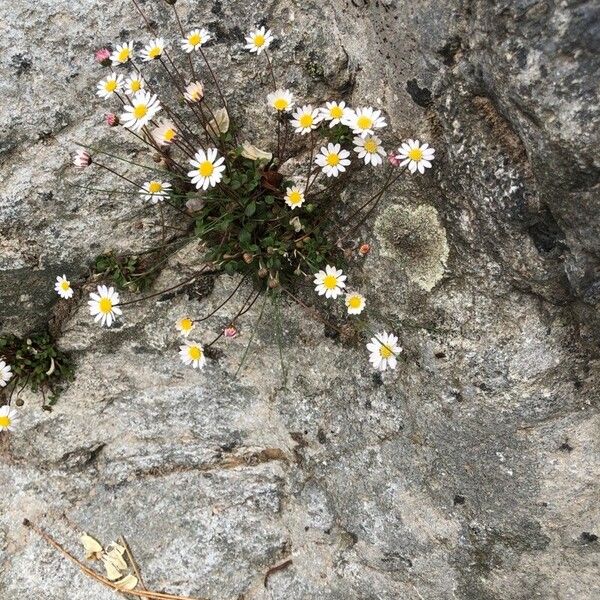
282, 288, 346, 336
304, 131, 317, 195
199, 47, 229, 111
131, 0, 156, 33
23, 519, 207, 600
264, 50, 278, 90
95, 162, 139, 187
206, 287, 260, 348
195, 275, 247, 323
234, 293, 268, 376
171, 6, 198, 80
116, 269, 213, 307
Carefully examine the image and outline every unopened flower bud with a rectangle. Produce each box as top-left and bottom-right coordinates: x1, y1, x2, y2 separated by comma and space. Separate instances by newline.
73, 149, 92, 169
184, 81, 204, 103
268, 276, 280, 289
105, 113, 119, 127
243, 253, 253, 264
223, 326, 238, 338
95, 48, 112, 67
388, 152, 401, 167
358, 243, 371, 256
258, 267, 269, 278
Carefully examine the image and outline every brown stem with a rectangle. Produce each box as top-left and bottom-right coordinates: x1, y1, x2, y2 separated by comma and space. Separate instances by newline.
22, 519, 206, 600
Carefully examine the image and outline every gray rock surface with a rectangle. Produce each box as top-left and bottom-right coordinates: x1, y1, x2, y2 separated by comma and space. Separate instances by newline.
1, 1, 599, 599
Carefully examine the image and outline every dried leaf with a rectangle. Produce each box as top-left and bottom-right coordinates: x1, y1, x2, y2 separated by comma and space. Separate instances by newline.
80, 533, 103, 560
102, 555, 124, 581
106, 541, 126, 557
114, 573, 138, 590
207, 108, 229, 136
241, 142, 272, 162
289, 216, 303, 233
105, 547, 128, 571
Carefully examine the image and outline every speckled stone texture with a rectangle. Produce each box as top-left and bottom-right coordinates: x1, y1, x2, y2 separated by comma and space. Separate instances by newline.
1, 1, 599, 599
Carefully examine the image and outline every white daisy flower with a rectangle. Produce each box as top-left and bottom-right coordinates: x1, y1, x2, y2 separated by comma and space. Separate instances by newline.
244, 26, 274, 54
0, 405, 18, 432
313, 265, 347, 299
55, 275, 74, 299
110, 41, 134, 65
367, 332, 402, 371
291, 105, 321, 135
395, 139, 435, 174
315, 143, 351, 178
319, 101, 351, 127
152, 119, 177, 146
284, 186, 305, 209
88, 285, 122, 328
188, 148, 226, 190
141, 38, 166, 62
124, 72, 145, 96
176, 317, 195, 337
267, 89, 294, 112
181, 29, 211, 53
179, 341, 206, 369
140, 180, 172, 203
96, 73, 124, 99
343, 106, 387, 137
184, 81, 204, 103
345, 292, 366, 315
120, 91, 161, 132
353, 134, 386, 166
0, 361, 13, 388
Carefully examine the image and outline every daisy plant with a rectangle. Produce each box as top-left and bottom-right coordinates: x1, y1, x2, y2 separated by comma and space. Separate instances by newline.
0, 333, 74, 415
68, 3, 437, 378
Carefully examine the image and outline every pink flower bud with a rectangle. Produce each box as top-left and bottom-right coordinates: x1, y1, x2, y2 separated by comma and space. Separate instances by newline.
388, 152, 401, 167
95, 48, 112, 66
358, 243, 371, 256
105, 113, 119, 127
223, 326, 238, 339
73, 149, 91, 169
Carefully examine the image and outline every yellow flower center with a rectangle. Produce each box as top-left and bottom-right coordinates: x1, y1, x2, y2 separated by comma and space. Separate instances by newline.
299, 114, 314, 128
148, 46, 161, 59
330, 105, 343, 119
99, 297, 113, 314
188, 346, 202, 360
326, 153, 340, 166
379, 345, 394, 359
254, 34, 265, 47
189, 33, 202, 46
130, 79, 141, 92
60, 281, 70, 291
357, 115, 373, 130
199, 161, 214, 177
133, 104, 148, 119
288, 190, 302, 205
273, 97, 289, 111
180, 318, 193, 331
117, 48, 130, 62
364, 139, 378, 153
348, 296, 362, 309
164, 128, 176, 141
105, 80, 117, 92
323, 275, 338, 289
408, 148, 423, 161
148, 181, 162, 193
0, 416, 10, 428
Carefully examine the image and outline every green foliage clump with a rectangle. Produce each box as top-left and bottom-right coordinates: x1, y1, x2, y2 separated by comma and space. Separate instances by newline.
0, 332, 74, 406
195, 150, 335, 289
94, 252, 159, 292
